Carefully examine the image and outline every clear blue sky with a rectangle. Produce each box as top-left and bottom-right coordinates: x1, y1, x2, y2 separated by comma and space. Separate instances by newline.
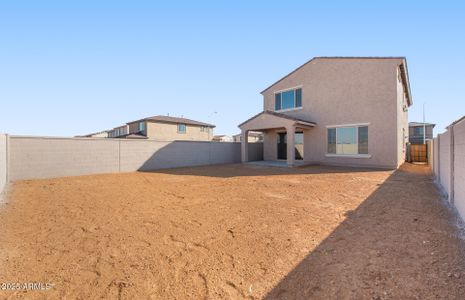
0, 0, 464, 137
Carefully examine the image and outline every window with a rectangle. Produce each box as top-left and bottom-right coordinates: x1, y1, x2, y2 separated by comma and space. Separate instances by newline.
138, 122, 145, 132
200, 126, 209, 132
178, 123, 186, 133
327, 125, 369, 155
274, 87, 302, 111
414, 127, 423, 136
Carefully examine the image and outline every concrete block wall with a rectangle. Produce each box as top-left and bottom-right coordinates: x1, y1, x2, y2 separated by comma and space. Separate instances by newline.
0, 134, 7, 198
5, 136, 263, 181
438, 131, 451, 198
453, 119, 465, 219
9, 136, 120, 180
433, 116, 465, 221
247, 143, 264, 162
433, 137, 439, 177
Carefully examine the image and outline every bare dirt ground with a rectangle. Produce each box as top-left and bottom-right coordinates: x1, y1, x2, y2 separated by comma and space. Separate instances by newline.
0, 163, 464, 299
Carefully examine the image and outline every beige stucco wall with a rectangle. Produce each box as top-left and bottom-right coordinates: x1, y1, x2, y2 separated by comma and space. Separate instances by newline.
261, 58, 405, 168
146, 122, 212, 141
396, 67, 409, 167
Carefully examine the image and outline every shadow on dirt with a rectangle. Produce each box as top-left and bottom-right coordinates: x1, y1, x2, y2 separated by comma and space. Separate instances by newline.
263, 164, 465, 299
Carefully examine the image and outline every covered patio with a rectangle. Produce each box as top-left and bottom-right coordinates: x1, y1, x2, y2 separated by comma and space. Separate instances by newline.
238, 110, 316, 166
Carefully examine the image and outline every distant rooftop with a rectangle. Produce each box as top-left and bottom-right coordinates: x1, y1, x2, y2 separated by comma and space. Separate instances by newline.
127, 115, 215, 127
409, 122, 436, 127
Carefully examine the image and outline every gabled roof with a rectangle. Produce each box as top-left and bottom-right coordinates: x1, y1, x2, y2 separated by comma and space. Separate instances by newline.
238, 110, 316, 128
261, 56, 413, 106
127, 115, 215, 127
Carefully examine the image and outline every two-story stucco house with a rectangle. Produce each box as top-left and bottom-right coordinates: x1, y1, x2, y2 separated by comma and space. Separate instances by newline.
125, 115, 215, 141
239, 57, 412, 169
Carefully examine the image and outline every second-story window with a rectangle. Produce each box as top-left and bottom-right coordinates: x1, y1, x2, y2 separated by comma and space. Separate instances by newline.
178, 123, 186, 134
275, 87, 302, 111
138, 122, 145, 132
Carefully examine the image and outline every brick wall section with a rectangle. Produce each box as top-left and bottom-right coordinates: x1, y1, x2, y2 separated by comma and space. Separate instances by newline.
0, 134, 7, 198
453, 119, 465, 219
7, 136, 262, 181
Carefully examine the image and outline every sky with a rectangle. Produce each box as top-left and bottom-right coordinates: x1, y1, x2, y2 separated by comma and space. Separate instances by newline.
0, 0, 464, 137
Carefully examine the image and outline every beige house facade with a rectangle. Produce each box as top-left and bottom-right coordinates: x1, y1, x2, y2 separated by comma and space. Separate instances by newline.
239, 57, 412, 169
126, 115, 215, 141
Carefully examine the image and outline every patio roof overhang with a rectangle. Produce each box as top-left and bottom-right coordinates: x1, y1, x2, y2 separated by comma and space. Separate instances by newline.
238, 110, 316, 131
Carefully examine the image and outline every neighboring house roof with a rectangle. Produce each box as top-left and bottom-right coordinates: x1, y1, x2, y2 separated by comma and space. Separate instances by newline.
260, 56, 413, 107
76, 130, 108, 137
238, 110, 316, 128
233, 131, 263, 138
114, 133, 148, 139
409, 122, 436, 127
127, 115, 215, 128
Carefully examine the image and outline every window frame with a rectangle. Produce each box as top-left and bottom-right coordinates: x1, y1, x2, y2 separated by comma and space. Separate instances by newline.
177, 123, 186, 134
325, 123, 371, 158
274, 86, 303, 112
138, 122, 145, 132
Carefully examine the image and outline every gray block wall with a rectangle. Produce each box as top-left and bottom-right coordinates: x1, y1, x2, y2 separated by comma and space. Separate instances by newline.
5, 136, 263, 181
438, 131, 451, 199
453, 120, 465, 219
433, 116, 465, 222
9, 136, 120, 180
0, 134, 7, 199
247, 143, 264, 162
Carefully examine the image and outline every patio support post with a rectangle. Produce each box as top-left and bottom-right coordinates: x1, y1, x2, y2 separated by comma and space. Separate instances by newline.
241, 129, 249, 163
286, 124, 296, 166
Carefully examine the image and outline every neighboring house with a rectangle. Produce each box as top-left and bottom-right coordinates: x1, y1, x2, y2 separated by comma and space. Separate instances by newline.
233, 131, 263, 143
409, 122, 435, 144
239, 57, 412, 169
125, 115, 215, 141
77, 130, 109, 138
212, 135, 233, 142
108, 125, 129, 138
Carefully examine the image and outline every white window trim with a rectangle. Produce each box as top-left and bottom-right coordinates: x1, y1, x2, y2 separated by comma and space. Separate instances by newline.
325, 154, 372, 158
177, 123, 186, 134
327, 124, 369, 156
274, 86, 303, 112
326, 122, 370, 128
273, 85, 303, 94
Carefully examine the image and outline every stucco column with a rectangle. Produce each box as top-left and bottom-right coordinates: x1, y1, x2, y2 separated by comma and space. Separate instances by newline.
286, 125, 295, 166
241, 129, 249, 163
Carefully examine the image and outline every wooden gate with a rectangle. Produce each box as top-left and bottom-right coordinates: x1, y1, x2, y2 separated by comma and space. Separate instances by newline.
410, 144, 428, 162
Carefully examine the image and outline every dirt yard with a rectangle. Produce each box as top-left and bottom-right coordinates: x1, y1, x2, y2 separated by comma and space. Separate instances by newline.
0, 163, 464, 299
